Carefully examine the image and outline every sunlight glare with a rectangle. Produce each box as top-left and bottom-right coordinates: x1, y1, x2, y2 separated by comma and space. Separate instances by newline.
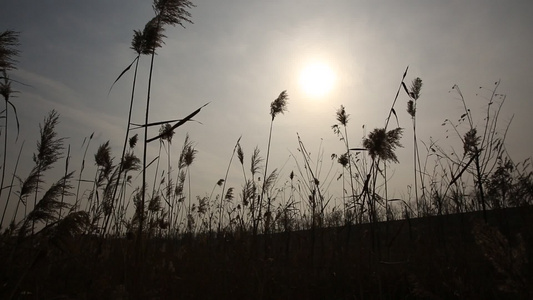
299, 63, 336, 98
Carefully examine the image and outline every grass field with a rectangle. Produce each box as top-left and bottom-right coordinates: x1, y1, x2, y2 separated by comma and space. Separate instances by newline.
2, 2, 533, 298
1, 206, 531, 299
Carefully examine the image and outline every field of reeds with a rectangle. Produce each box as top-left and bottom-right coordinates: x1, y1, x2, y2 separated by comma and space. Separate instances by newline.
1, 1, 533, 299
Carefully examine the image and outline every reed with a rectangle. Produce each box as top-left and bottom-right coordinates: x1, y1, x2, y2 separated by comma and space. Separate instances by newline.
139, 0, 195, 245
0, 30, 20, 212
260, 90, 288, 234
442, 81, 510, 221
2, 10, 533, 297
332, 105, 358, 223
218, 137, 240, 232
405, 77, 427, 216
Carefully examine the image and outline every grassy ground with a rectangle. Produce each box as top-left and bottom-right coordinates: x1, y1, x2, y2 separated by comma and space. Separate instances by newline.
1, 206, 532, 300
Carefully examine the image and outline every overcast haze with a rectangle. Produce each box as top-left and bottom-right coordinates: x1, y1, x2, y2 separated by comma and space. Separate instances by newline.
1, 1, 532, 219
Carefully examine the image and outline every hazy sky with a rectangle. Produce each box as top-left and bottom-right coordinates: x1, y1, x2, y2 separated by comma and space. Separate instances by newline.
1, 0, 532, 217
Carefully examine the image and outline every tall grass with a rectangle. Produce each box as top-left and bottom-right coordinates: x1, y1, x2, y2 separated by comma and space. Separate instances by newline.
139, 0, 195, 243
2, 6, 533, 297
1, 64, 526, 239
103, 28, 147, 236
259, 90, 288, 234
441, 81, 511, 221
218, 137, 240, 233
0, 30, 21, 224
30, 110, 65, 234
332, 105, 358, 223
0, 69, 530, 299
0, 141, 23, 228
405, 77, 426, 216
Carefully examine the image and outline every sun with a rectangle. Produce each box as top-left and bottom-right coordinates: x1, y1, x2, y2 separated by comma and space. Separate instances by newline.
299, 63, 336, 98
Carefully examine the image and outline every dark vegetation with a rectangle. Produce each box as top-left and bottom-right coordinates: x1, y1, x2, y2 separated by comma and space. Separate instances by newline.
1, 1, 533, 299
1, 207, 532, 299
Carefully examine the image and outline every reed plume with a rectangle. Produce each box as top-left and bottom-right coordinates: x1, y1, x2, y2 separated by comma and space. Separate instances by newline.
0, 30, 20, 71
406, 77, 425, 215
363, 127, 403, 164
18, 172, 73, 238
260, 90, 288, 234
30, 110, 65, 234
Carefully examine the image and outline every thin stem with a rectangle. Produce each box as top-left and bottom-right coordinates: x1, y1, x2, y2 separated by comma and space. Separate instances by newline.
259, 118, 274, 234
0, 140, 23, 228
140, 17, 162, 246
0, 92, 8, 201
59, 144, 70, 219
103, 55, 140, 235
219, 137, 240, 233
343, 125, 356, 222
74, 133, 93, 209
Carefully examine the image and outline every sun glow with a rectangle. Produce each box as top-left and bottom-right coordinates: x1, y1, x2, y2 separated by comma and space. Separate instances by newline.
299, 63, 336, 98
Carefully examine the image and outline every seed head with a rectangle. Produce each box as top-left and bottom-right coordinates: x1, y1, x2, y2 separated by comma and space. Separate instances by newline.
338, 153, 349, 167
463, 128, 479, 156
159, 123, 175, 143
0, 30, 20, 71
153, 0, 195, 28
363, 127, 404, 163
129, 134, 138, 149
336, 105, 349, 126
270, 90, 289, 120
410, 77, 422, 100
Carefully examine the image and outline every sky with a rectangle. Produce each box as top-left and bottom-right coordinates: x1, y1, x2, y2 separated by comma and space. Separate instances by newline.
1, 0, 533, 221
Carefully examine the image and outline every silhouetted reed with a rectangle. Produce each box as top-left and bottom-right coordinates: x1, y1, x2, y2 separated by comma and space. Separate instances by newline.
259, 90, 288, 234
0, 30, 21, 224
